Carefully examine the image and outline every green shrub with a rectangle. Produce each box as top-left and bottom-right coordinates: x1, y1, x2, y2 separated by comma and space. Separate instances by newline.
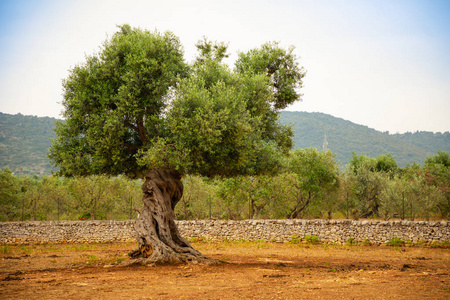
362, 239, 371, 246
290, 234, 302, 244
405, 239, 413, 246
78, 212, 91, 220
386, 237, 404, 247
304, 235, 319, 245
347, 238, 355, 245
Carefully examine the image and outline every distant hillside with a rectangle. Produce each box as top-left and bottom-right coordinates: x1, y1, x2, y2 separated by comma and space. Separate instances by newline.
279, 111, 450, 167
0, 112, 57, 176
1, 112, 449, 175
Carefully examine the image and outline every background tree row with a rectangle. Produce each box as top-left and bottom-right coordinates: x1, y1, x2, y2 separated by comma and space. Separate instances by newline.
2, 150, 448, 222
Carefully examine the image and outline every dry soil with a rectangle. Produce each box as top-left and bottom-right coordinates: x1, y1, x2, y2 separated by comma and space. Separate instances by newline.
0, 241, 449, 299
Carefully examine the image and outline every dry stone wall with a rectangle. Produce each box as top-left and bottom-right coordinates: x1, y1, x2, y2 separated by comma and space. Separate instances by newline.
177, 220, 449, 244
0, 220, 136, 244
0, 219, 448, 245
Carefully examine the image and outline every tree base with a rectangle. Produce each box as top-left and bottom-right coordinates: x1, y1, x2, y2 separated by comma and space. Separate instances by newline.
125, 247, 217, 266
123, 169, 217, 266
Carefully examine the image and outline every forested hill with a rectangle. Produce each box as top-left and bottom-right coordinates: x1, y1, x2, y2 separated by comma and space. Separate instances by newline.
0, 112, 57, 176
1, 111, 449, 175
279, 111, 450, 167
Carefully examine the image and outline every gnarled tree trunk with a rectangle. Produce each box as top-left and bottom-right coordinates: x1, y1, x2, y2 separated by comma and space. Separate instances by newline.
126, 169, 215, 265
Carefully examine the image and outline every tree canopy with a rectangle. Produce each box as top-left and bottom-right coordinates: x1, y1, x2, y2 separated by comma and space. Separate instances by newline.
49, 25, 305, 178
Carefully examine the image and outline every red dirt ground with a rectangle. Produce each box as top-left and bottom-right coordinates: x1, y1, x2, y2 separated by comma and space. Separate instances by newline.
1, 241, 449, 299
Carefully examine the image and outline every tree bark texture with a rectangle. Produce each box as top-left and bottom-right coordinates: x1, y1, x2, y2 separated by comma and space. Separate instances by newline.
127, 169, 215, 265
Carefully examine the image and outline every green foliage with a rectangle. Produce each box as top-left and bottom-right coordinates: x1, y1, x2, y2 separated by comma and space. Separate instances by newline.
382, 164, 445, 221
176, 175, 218, 220
0, 113, 57, 176
362, 239, 371, 246
78, 212, 91, 220
68, 175, 115, 220
216, 171, 317, 220
290, 234, 302, 244
136, 138, 189, 174
111, 176, 142, 220
49, 26, 303, 180
188, 236, 207, 243
375, 154, 398, 174
20, 175, 47, 221
287, 148, 339, 219
48, 25, 187, 177
346, 153, 389, 219
279, 111, 450, 168
1, 111, 449, 177
194, 37, 229, 64
386, 237, 404, 247
235, 42, 306, 109
164, 66, 284, 177
423, 151, 450, 218
438, 240, 450, 248
0, 168, 20, 221
379, 176, 405, 220
0, 173, 142, 222
1, 149, 448, 222
425, 150, 450, 167
304, 235, 319, 244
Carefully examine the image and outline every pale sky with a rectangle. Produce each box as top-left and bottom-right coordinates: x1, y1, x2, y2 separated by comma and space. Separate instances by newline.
0, 0, 449, 134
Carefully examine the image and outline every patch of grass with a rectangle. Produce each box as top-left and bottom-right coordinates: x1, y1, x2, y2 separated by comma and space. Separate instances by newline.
439, 240, 450, 248
430, 241, 440, 248
87, 255, 98, 265
116, 258, 124, 264
290, 235, 302, 244
347, 238, 355, 246
67, 244, 98, 251
416, 240, 428, 247
304, 235, 319, 245
19, 244, 33, 254
189, 236, 207, 243
234, 238, 250, 244
362, 239, 371, 246
41, 243, 61, 252
386, 237, 404, 247
256, 241, 270, 249
0, 244, 12, 254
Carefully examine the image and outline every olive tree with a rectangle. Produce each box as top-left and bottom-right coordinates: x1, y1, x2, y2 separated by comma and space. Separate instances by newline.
0, 168, 20, 221
49, 25, 305, 264
287, 149, 339, 219
424, 151, 450, 218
